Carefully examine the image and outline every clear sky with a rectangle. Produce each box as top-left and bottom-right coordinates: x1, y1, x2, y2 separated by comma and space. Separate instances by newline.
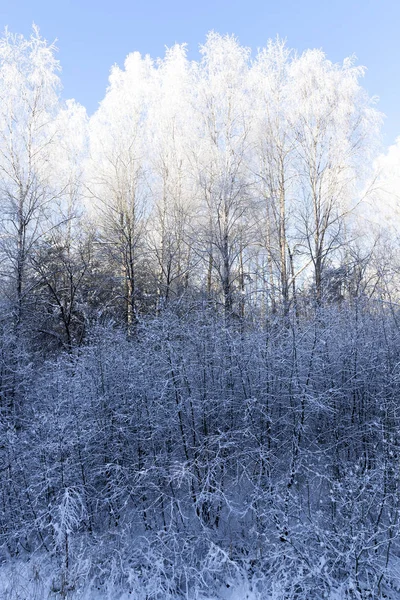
1, 0, 399, 146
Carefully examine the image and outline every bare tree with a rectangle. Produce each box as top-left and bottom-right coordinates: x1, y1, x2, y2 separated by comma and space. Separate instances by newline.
0, 27, 63, 328
290, 50, 381, 304
192, 33, 255, 319
88, 52, 153, 327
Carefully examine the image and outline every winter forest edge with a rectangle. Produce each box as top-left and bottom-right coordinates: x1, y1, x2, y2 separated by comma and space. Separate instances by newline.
1, 26, 400, 599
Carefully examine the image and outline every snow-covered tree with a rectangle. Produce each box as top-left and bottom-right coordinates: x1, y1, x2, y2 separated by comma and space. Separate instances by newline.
0, 26, 62, 326
88, 51, 155, 326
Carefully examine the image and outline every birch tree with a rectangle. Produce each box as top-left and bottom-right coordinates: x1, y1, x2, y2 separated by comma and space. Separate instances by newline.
193, 33, 254, 318
88, 52, 154, 326
147, 44, 196, 308
251, 39, 299, 316
290, 50, 381, 303
0, 26, 62, 328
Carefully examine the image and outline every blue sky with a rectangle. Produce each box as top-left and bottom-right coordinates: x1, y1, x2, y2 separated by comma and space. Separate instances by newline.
1, 0, 399, 146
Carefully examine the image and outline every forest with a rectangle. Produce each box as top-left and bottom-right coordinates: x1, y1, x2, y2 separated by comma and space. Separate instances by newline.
1, 26, 400, 599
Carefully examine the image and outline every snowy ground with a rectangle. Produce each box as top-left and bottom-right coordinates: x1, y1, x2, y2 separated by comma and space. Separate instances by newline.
3, 558, 399, 600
